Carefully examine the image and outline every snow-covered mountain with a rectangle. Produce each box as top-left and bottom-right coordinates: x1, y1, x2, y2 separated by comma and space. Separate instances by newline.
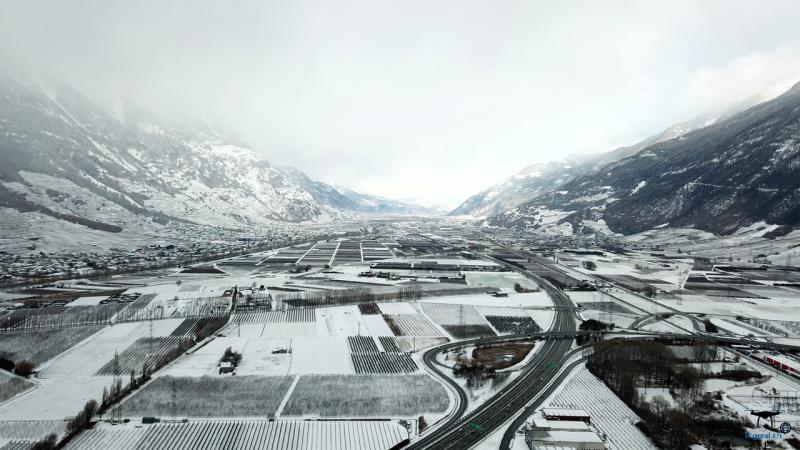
490, 80, 800, 236
450, 90, 784, 220
332, 185, 444, 216
0, 71, 426, 233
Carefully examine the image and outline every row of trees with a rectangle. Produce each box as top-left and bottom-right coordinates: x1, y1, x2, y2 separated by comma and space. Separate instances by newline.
277, 286, 423, 308
0, 304, 125, 332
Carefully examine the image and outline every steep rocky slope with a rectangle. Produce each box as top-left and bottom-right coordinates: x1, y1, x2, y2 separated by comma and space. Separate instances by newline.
491, 81, 800, 236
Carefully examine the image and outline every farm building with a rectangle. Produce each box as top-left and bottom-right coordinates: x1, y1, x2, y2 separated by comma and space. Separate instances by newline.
525, 411, 604, 450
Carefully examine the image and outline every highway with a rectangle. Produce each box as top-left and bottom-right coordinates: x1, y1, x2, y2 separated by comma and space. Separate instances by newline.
406, 238, 800, 450
499, 354, 588, 450
407, 254, 578, 450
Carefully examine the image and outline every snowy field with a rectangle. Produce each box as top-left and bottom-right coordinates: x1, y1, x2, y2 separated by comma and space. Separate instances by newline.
162, 335, 354, 376
66, 296, 109, 307
464, 272, 538, 290
0, 371, 34, 404
282, 374, 449, 418
65, 419, 408, 450
419, 292, 551, 309
0, 420, 66, 446
164, 336, 288, 377
604, 290, 672, 315
0, 326, 103, 366
579, 310, 636, 329
0, 319, 183, 420
117, 375, 294, 418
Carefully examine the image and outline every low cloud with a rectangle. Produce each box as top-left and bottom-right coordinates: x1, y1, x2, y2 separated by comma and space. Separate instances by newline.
2, 1, 799, 207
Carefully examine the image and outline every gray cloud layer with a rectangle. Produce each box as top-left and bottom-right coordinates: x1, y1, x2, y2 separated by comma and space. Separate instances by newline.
2, 1, 800, 206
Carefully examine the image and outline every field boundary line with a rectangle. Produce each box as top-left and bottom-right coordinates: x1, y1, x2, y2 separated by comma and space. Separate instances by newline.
274, 374, 301, 418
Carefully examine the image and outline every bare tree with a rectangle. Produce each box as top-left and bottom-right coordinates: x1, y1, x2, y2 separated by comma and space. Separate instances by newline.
674, 387, 696, 414
649, 395, 670, 421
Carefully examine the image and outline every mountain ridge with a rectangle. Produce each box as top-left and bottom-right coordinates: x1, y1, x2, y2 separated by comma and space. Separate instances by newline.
449, 82, 795, 221
0, 71, 430, 234
489, 80, 800, 236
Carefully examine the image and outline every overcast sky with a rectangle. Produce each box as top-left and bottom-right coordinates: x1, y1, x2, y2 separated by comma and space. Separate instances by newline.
3, 1, 800, 208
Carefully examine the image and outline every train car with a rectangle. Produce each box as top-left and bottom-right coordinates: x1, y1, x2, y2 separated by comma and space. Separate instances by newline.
762, 353, 800, 377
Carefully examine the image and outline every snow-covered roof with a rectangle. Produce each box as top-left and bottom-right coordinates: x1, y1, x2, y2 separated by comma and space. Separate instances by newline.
532, 415, 590, 431
542, 408, 591, 418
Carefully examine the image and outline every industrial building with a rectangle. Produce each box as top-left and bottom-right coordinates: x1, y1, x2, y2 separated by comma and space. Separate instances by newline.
525, 409, 605, 450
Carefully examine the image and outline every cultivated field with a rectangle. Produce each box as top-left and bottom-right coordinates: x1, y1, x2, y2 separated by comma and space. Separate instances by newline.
464, 272, 538, 290
383, 314, 443, 337
421, 303, 496, 339
170, 317, 229, 338
0, 326, 102, 366
378, 337, 400, 353
233, 309, 315, 323
95, 337, 191, 376
114, 294, 158, 322
0, 420, 65, 443
348, 334, 418, 373
229, 309, 317, 338
282, 374, 448, 417
347, 336, 379, 353
117, 375, 293, 418
116, 291, 231, 322
44, 320, 185, 378
362, 315, 394, 336
738, 318, 800, 337
484, 315, 541, 334
351, 353, 418, 374
161, 336, 291, 377
0, 320, 185, 420
0, 305, 124, 331
66, 419, 407, 450
422, 303, 488, 326
0, 377, 110, 421
289, 337, 354, 374
0, 372, 34, 404
357, 303, 381, 315
442, 325, 497, 340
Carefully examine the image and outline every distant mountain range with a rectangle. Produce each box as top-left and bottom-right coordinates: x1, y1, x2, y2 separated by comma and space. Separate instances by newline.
454, 81, 800, 236
0, 71, 435, 234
